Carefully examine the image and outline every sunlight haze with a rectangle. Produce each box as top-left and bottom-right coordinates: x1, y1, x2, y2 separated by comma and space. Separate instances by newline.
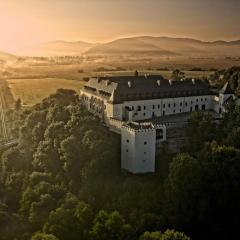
0, 0, 240, 53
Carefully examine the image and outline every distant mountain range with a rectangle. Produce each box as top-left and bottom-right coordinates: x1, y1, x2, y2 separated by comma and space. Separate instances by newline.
84, 36, 240, 58
17, 41, 96, 57
7, 36, 240, 58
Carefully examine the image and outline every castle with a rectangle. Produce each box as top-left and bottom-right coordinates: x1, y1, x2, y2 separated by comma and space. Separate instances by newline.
80, 74, 238, 173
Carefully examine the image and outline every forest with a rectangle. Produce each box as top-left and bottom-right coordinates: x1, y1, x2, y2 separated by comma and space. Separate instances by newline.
1, 88, 240, 240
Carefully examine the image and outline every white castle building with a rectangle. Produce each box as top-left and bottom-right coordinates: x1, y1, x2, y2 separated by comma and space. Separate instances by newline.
80, 74, 238, 173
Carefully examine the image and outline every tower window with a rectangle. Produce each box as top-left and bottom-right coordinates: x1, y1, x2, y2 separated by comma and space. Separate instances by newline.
144, 141, 147, 145
126, 139, 129, 143
152, 105, 155, 109
144, 106, 146, 110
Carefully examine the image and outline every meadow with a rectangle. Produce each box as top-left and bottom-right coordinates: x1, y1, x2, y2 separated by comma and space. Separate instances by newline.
7, 78, 84, 106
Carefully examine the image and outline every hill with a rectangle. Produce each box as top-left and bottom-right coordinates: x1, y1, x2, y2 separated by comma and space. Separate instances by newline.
14, 36, 240, 58
84, 36, 240, 58
17, 40, 96, 56
84, 37, 177, 56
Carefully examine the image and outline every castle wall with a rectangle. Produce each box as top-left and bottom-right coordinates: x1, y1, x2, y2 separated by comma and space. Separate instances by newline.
121, 95, 213, 121
121, 126, 156, 173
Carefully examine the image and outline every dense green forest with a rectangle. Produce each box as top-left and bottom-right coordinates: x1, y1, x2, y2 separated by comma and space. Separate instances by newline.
1, 88, 240, 240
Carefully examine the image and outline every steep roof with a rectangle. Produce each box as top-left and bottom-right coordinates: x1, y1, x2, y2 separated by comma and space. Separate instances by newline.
220, 82, 234, 94
83, 75, 213, 104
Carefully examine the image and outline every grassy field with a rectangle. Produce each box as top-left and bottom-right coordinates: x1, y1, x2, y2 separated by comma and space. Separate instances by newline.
7, 78, 84, 106
4, 60, 214, 106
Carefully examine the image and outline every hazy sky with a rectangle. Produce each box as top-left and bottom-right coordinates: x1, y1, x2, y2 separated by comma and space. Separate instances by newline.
0, 0, 240, 53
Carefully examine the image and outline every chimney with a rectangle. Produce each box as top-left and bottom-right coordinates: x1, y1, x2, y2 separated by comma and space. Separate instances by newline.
134, 70, 139, 77
105, 80, 110, 86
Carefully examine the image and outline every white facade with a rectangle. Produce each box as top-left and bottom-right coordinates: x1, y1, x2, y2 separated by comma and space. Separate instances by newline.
116, 95, 214, 121
121, 124, 156, 173
80, 77, 238, 174
121, 123, 167, 173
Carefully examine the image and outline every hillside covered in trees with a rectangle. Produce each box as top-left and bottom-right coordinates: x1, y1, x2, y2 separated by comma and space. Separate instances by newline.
1, 89, 240, 240
211, 66, 240, 96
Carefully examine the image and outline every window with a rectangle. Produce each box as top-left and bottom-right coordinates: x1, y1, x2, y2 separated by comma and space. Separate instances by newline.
201, 98, 203, 102
153, 105, 155, 109
185, 102, 188, 106
132, 106, 134, 110
144, 141, 147, 145
158, 104, 160, 109
126, 149, 129, 152
174, 103, 176, 107
156, 129, 163, 139
168, 103, 170, 108
143, 113, 146, 116
144, 152, 147, 155
180, 109, 182, 112
137, 106, 141, 111
163, 104, 165, 108
196, 99, 199, 102
144, 106, 146, 110
173, 109, 175, 113
126, 139, 129, 143
180, 102, 182, 106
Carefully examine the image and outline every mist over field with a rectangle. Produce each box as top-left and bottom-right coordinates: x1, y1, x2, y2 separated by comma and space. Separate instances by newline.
0, 35, 239, 106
